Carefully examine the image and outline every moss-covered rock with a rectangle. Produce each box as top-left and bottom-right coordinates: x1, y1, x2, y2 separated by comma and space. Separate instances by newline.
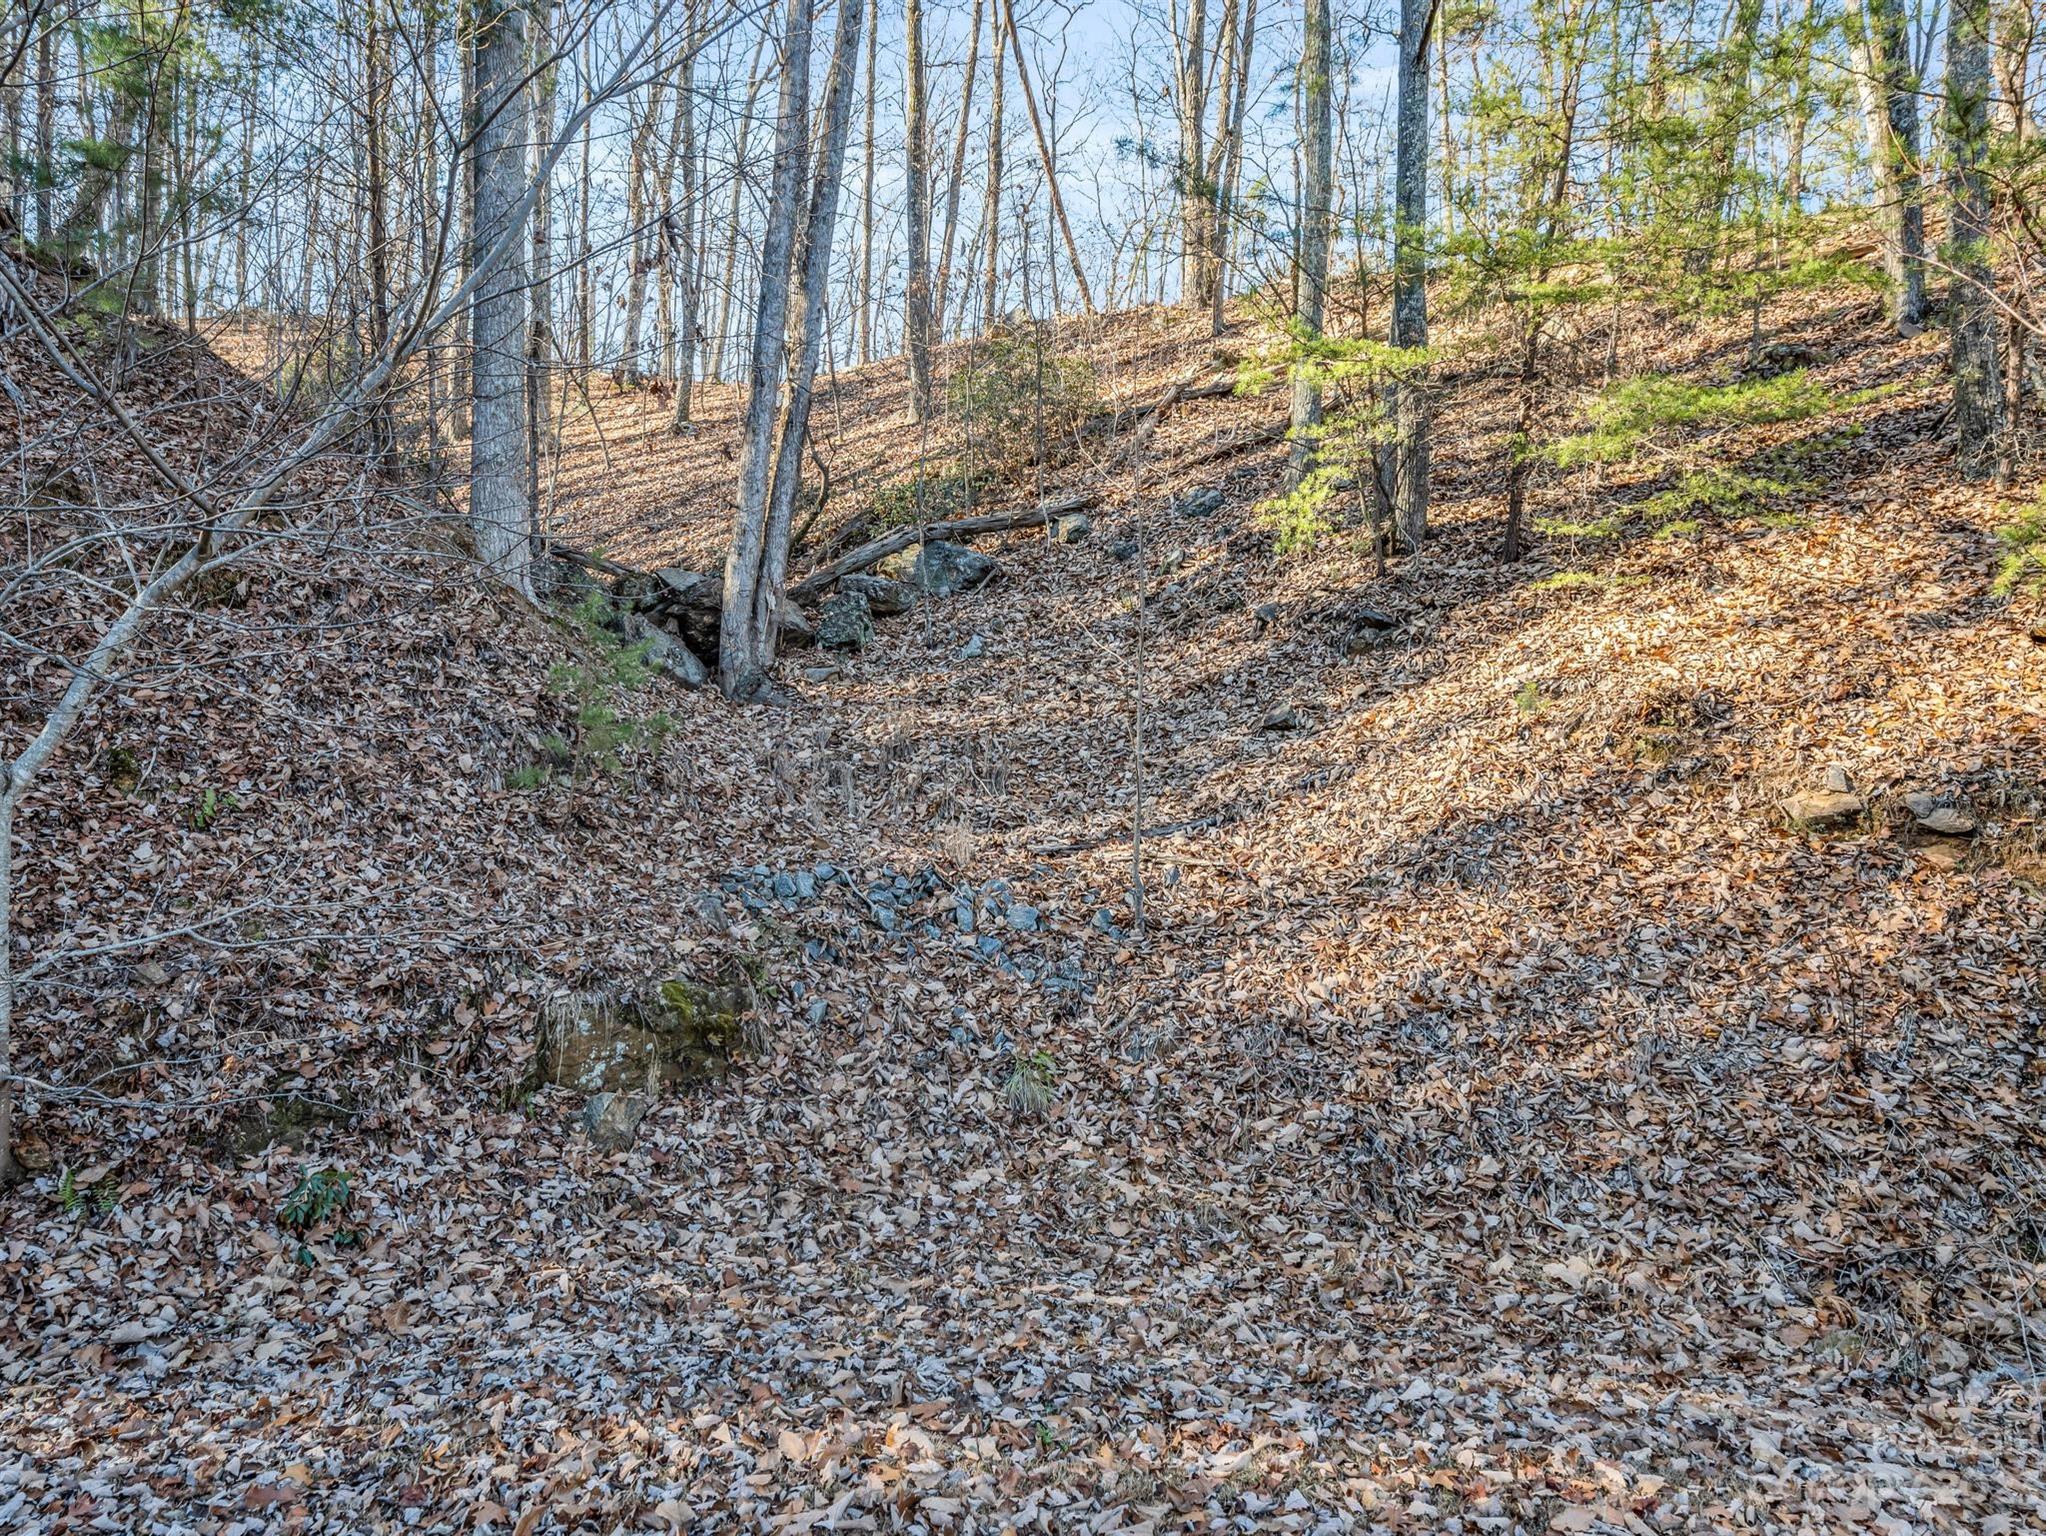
532, 972, 760, 1095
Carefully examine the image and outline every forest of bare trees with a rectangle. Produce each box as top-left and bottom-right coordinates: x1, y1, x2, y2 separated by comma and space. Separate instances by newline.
4, 3, 2046, 1523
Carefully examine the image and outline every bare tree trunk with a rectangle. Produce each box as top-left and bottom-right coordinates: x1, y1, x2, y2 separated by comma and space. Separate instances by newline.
720, 0, 812, 698
1991, 1, 2035, 141
34, 17, 55, 245
755, 0, 866, 647
1173, 0, 1209, 304
712, 29, 770, 380
620, 69, 668, 383
671, 0, 702, 430
905, 0, 935, 417
983, 9, 1007, 329
364, 0, 395, 467
1288, 0, 1330, 487
470, 0, 534, 598
1208, 0, 1256, 333
1947, 0, 1999, 478
529, 0, 559, 505
576, 64, 594, 367
999, 0, 1093, 311
858, 0, 878, 363
932, 0, 984, 343
1393, 0, 1433, 553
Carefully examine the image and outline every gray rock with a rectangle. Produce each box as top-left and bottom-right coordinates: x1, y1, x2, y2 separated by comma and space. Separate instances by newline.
802, 663, 842, 683
779, 604, 817, 648
958, 633, 986, 660
1007, 905, 1041, 932
1107, 539, 1139, 563
1822, 765, 1854, 794
817, 590, 875, 651
1261, 702, 1303, 732
622, 615, 709, 689
876, 539, 999, 596
581, 1090, 654, 1152
1780, 789, 1864, 830
1175, 487, 1226, 517
636, 569, 807, 654
841, 573, 920, 617
1054, 512, 1093, 544
1903, 792, 1976, 836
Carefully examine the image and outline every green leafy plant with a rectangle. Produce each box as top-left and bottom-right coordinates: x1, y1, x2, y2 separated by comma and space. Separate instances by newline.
513, 596, 674, 787
55, 1166, 119, 1217
1993, 495, 2046, 598
185, 786, 239, 831
1246, 333, 1432, 558
278, 1167, 359, 1262
1514, 680, 1545, 717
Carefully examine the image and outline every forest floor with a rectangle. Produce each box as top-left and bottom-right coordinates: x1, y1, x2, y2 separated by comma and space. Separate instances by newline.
4, 275, 2046, 1534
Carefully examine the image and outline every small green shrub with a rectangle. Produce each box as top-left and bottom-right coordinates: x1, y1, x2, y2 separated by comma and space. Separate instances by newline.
278, 1167, 353, 1233
1994, 497, 2046, 598
513, 597, 673, 787
871, 465, 978, 528
186, 786, 239, 831
1547, 370, 1842, 468
949, 330, 1099, 479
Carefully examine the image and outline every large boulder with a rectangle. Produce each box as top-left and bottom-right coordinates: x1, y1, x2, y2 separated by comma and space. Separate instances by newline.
876, 539, 999, 597
817, 590, 875, 651
633, 569, 812, 656
621, 614, 709, 688
643, 568, 725, 654
532, 973, 759, 1096
841, 573, 920, 617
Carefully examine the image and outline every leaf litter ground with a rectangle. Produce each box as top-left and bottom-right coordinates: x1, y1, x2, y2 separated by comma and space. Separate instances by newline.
3, 287, 2045, 1533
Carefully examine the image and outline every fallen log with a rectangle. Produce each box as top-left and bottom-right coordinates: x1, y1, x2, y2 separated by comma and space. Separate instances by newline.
789, 489, 1098, 602
546, 541, 645, 584
1086, 370, 1238, 452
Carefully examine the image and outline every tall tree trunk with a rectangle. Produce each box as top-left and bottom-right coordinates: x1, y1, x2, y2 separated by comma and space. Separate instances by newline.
983, 9, 1007, 329
858, 0, 878, 364
712, 29, 771, 381
469, 0, 534, 599
754, 0, 866, 658
33, 16, 55, 245
932, 0, 984, 343
1946, 0, 1999, 478
528, 0, 558, 508
671, 0, 702, 431
1991, 1, 2035, 141
1288, 0, 1330, 487
619, 70, 668, 383
1174, 0, 1209, 305
720, 0, 813, 699
364, 0, 395, 467
1392, 0, 1432, 552
905, 0, 935, 418
1852, 0, 1927, 332
576, 57, 594, 368
999, 0, 1093, 311
1208, 0, 1256, 334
